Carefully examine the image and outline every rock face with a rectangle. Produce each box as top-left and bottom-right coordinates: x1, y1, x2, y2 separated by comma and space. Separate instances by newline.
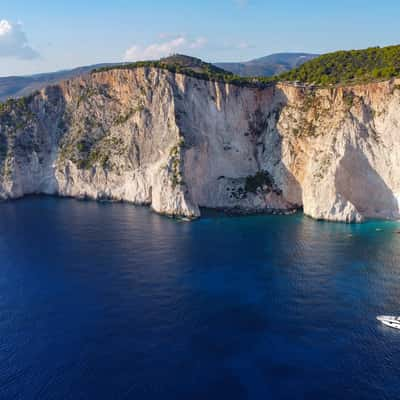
0, 67, 399, 222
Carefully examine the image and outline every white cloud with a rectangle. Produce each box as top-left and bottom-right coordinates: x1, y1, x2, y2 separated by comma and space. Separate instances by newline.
189, 37, 207, 49
237, 40, 251, 49
0, 19, 39, 59
234, 0, 248, 7
219, 39, 253, 51
123, 36, 207, 62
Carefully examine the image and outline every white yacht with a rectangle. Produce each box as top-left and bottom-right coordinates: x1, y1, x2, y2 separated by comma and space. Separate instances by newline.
377, 315, 400, 330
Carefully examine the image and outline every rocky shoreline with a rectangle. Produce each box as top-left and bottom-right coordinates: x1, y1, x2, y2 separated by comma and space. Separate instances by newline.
0, 68, 399, 223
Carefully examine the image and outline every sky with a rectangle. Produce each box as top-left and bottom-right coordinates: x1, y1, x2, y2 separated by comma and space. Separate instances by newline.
1, 0, 400, 76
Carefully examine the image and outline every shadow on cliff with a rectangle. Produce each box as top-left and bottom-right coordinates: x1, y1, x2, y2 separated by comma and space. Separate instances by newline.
0, 85, 70, 196
265, 86, 399, 219
335, 144, 399, 219
0, 130, 8, 176
261, 85, 303, 208
31, 85, 68, 195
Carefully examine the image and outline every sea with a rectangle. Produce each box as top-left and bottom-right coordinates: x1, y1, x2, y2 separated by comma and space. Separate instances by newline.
1, 196, 400, 399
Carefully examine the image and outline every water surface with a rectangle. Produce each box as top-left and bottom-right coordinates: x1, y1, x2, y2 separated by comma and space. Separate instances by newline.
1, 197, 400, 399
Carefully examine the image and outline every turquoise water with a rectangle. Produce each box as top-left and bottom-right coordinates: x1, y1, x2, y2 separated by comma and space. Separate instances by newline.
1, 197, 400, 399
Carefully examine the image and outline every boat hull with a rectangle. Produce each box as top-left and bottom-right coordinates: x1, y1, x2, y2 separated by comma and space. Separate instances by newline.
377, 315, 400, 330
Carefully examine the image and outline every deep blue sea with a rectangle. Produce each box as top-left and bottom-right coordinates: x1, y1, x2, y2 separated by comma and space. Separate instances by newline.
1, 197, 400, 399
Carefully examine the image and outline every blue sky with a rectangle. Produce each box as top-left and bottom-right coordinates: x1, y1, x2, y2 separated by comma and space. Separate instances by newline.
1, 0, 400, 76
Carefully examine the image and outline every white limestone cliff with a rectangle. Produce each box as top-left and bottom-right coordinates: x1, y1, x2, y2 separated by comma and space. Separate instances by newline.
0, 67, 399, 222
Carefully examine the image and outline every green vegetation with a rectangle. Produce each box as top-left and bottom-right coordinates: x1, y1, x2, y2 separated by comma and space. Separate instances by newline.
0, 135, 8, 160
343, 91, 355, 109
74, 144, 110, 170
278, 45, 400, 85
70, 135, 127, 171
0, 95, 35, 115
245, 171, 275, 193
169, 139, 186, 188
76, 141, 87, 152
113, 104, 145, 125
76, 87, 102, 107
244, 170, 283, 196
113, 110, 134, 125
0, 93, 37, 132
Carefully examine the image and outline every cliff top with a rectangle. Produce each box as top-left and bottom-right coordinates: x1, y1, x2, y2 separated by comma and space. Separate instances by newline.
3, 45, 400, 106
91, 54, 275, 88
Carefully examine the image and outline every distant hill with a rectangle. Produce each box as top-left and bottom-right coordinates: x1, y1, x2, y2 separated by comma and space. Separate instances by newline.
277, 45, 400, 85
160, 54, 230, 75
215, 53, 318, 77
0, 64, 115, 102
94, 54, 231, 76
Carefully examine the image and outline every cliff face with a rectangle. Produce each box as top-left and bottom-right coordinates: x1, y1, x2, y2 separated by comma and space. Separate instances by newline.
278, 82, 400, 222
0, 67, 399, 222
